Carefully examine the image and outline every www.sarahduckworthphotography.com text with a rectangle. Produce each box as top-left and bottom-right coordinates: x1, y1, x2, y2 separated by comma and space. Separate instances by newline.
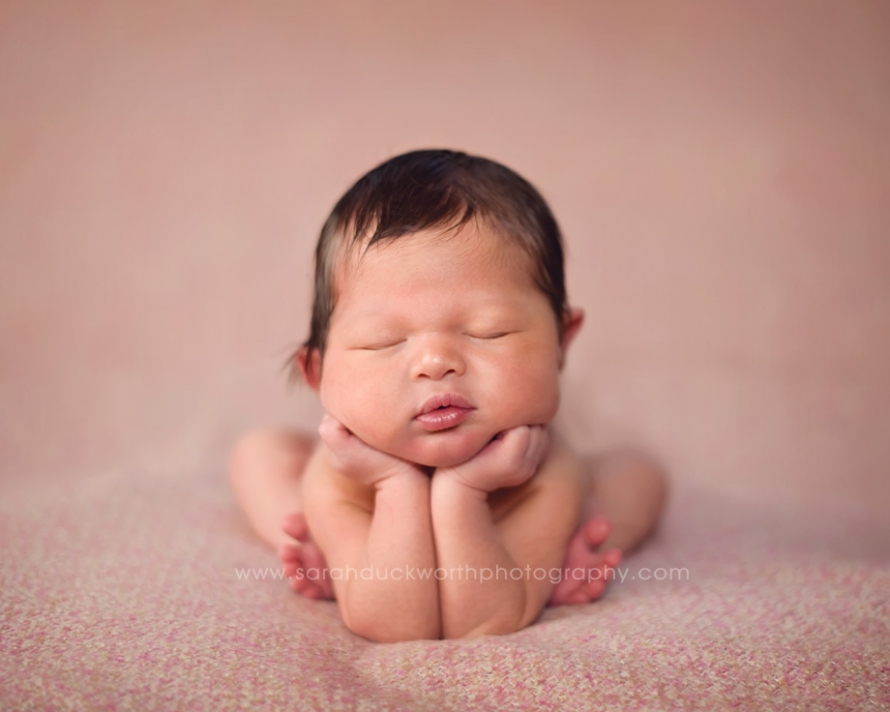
235, 564, 690, 585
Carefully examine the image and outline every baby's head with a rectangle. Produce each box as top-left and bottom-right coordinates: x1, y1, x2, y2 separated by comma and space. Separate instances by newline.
294, 149, 583, 467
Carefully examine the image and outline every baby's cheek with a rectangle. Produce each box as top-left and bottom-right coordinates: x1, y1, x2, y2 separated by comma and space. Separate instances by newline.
320, 376, 369, 433
349, 418, 400, 455
502, 366, 561, 426
332, 385, 405, 453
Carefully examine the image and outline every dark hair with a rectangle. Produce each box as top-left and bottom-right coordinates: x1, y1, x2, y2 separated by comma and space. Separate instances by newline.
290, 149, 569, 382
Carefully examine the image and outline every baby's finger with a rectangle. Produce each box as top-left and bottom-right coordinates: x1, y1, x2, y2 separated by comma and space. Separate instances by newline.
318, 413, 349, 443
501, 425, 532, 458
526, 425, 550, 466
318, 414, 357, 470
475, 425, 528, 467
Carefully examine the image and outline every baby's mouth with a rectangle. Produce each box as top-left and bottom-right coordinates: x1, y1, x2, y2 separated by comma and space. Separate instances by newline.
414, 394, 475, 432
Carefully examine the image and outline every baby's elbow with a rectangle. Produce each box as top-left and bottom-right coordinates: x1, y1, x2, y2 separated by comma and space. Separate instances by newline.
344, 607, 440, 643
348, 620, 440, 643
458, 618, 520, 639
448, 594, 541, 640
453, 611, 530, 639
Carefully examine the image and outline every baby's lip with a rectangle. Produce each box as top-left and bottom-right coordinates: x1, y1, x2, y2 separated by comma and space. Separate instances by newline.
416, 393, 474, 417
414, 393, 476, 432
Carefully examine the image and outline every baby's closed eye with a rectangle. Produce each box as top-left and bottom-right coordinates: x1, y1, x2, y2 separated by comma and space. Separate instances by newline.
466, 331, 512, 340
354, 338, 405, 351
465, 321, 524, 340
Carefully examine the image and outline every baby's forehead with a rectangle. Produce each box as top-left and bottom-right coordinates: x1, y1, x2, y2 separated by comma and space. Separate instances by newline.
334, 221, 530, 274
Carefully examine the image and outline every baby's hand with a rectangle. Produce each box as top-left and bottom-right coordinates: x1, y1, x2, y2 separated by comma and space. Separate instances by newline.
319, 414, 423, 487
436, 425, 549, 493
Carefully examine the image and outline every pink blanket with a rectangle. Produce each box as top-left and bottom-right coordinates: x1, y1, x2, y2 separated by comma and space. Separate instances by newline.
2, 470, 887, 710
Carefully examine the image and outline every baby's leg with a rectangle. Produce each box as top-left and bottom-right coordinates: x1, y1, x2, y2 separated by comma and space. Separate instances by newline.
230, 428, 315, 547
548, 450, 667, 606
229, 429, 333, 599
584, 450, 667, 553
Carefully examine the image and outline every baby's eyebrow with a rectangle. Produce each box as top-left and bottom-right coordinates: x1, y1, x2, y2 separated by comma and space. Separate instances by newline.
339, 310, 402, 327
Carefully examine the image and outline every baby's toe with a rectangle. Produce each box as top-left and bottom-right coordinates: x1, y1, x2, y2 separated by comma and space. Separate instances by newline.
277, 542, 301, 563
547, 577, 580, 607
290, 574, 328, 600
302, 585, 326, 600
603, 548, 622, 568
582, 577, 607, 600
581, 516, 611, 548
567, 589, 592, 605
290, 574, 309, 593
299, 545, 328, 578
281, 512, 310, 541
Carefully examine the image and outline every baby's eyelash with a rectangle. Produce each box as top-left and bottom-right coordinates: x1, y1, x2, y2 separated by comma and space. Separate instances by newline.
358, 340, 404, 351
468, 332, 511, 340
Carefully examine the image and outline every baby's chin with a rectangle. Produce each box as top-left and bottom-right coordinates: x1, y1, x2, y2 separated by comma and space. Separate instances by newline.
349, 426, 492, 470
397, 430, 494, 469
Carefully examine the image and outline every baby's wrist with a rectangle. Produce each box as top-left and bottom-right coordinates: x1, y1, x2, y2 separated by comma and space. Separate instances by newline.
373, 462, 429, 491
431, 467, 490, 499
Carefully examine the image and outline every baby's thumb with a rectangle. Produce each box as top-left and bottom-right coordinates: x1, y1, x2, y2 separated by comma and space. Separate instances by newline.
318, 413, 349, 449
498, 425, 532, 461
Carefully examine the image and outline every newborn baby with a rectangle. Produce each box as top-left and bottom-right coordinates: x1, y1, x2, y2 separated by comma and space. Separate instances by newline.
231, 149, 666, 642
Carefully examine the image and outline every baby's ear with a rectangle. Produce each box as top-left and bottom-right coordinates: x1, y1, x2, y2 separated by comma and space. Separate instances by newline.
296, 346, 322, 391
559, 307, 585, 369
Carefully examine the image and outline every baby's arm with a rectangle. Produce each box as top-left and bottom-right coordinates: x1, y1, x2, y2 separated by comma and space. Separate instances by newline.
431, 426, 584, 638
301, 416, 440, 642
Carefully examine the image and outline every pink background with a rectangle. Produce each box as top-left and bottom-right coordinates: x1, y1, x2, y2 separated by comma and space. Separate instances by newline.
1, 1, 888, 522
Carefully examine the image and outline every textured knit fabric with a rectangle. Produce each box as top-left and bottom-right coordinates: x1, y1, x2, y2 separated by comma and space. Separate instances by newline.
1, 470, 887, 711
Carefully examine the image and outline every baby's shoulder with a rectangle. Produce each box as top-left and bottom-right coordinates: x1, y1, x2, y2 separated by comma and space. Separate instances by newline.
541, 426, 584, 484
488, 428, 583, 521
301, 441, 375, 512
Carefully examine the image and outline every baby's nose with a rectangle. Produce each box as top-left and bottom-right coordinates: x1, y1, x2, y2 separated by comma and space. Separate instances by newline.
410, 337, 466, 380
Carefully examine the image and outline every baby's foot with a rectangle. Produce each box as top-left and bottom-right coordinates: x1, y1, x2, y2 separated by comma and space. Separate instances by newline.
547, 516, 622, 606
278, 512, 335, 600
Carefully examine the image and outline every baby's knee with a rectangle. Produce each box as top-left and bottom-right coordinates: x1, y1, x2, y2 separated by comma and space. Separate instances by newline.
596, 449, 669, 506
621, 450, 668, 495
230, 430, 270, 487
